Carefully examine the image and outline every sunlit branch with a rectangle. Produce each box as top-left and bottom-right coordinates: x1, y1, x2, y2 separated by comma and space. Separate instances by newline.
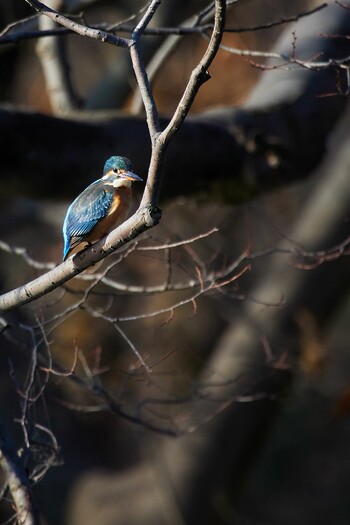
24, 0, 130, 47
0, 207, 160, 312
129, 0, 162, 137
1, 3, 327, 45
0, 0, 225, 312
160, 0, 225, 146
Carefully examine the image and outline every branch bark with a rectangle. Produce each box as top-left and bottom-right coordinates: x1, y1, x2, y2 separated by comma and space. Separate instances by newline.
25, 0, 130, 48
0, 420, 40, 525
0, 206, 160, 312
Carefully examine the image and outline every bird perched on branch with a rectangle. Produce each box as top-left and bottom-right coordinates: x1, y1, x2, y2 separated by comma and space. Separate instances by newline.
62, 156, 143, 261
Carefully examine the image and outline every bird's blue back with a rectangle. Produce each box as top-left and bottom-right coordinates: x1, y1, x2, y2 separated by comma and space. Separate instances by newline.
63, 179, 114, 259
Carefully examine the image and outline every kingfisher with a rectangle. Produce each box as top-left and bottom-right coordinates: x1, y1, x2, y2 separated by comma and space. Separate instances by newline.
62, 156, 143, 261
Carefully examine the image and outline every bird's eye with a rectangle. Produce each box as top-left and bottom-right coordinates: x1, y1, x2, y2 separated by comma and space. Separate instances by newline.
113, 168, 118, 173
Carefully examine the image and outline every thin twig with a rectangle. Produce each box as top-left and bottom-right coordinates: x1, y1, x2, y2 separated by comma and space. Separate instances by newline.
0, 3, 328, 47
24, 0, 130, 48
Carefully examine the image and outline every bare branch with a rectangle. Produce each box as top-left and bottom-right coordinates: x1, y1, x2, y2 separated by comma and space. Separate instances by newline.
160, 0, 226, 146
1, 3, 328, 47
82, 308, 152, 375
139, 0, 226, 209
0, 421, 40, 525
138, 227, 219, 250
24, 0, 130, 48
0, 240, 54, 271
128, 0, 223, 115
0, 206, 160, 312
129, 0, 162, 137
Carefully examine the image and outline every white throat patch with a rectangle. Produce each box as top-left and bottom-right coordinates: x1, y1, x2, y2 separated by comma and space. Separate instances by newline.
103, 177, 132, 189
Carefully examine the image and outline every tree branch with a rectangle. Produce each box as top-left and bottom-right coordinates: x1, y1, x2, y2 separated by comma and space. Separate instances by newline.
161, 0, 226, 145
0, 420, 40, 525
24, 0, 130, 48
1, 3, 328, 45
0, 206, 160, 312
129, 0, 162, 137
139, 0, 226, 208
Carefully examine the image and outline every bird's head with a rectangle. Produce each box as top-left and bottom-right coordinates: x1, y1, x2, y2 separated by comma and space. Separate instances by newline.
102, 156, 143, 188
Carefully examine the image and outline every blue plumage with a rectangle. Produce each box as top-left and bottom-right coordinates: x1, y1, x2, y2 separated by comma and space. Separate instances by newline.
62, 156, 142, 261
63, 181, 114, 259
103, 156, 133, 176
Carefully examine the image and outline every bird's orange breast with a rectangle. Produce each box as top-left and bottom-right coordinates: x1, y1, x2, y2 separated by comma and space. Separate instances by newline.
84, 186, 132, 244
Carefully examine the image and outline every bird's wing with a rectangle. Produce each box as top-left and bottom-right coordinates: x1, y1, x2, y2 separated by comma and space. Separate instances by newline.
63, 181, 114, 246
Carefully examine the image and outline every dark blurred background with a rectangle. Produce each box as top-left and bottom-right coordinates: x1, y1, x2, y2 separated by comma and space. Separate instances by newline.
1, 1, 350, 524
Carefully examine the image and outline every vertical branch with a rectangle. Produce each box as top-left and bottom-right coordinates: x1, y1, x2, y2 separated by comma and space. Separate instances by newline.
129, 0, 162, 138
129, 31, 179, 115
140, 0, 226, 208
162, 0, 226, 144
129, 0, 223, 115
17, 325, 40, 448
0, 420, 40, 525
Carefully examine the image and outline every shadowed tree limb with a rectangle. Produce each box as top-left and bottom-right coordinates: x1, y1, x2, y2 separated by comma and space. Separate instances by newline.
0, 420, 41, 525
